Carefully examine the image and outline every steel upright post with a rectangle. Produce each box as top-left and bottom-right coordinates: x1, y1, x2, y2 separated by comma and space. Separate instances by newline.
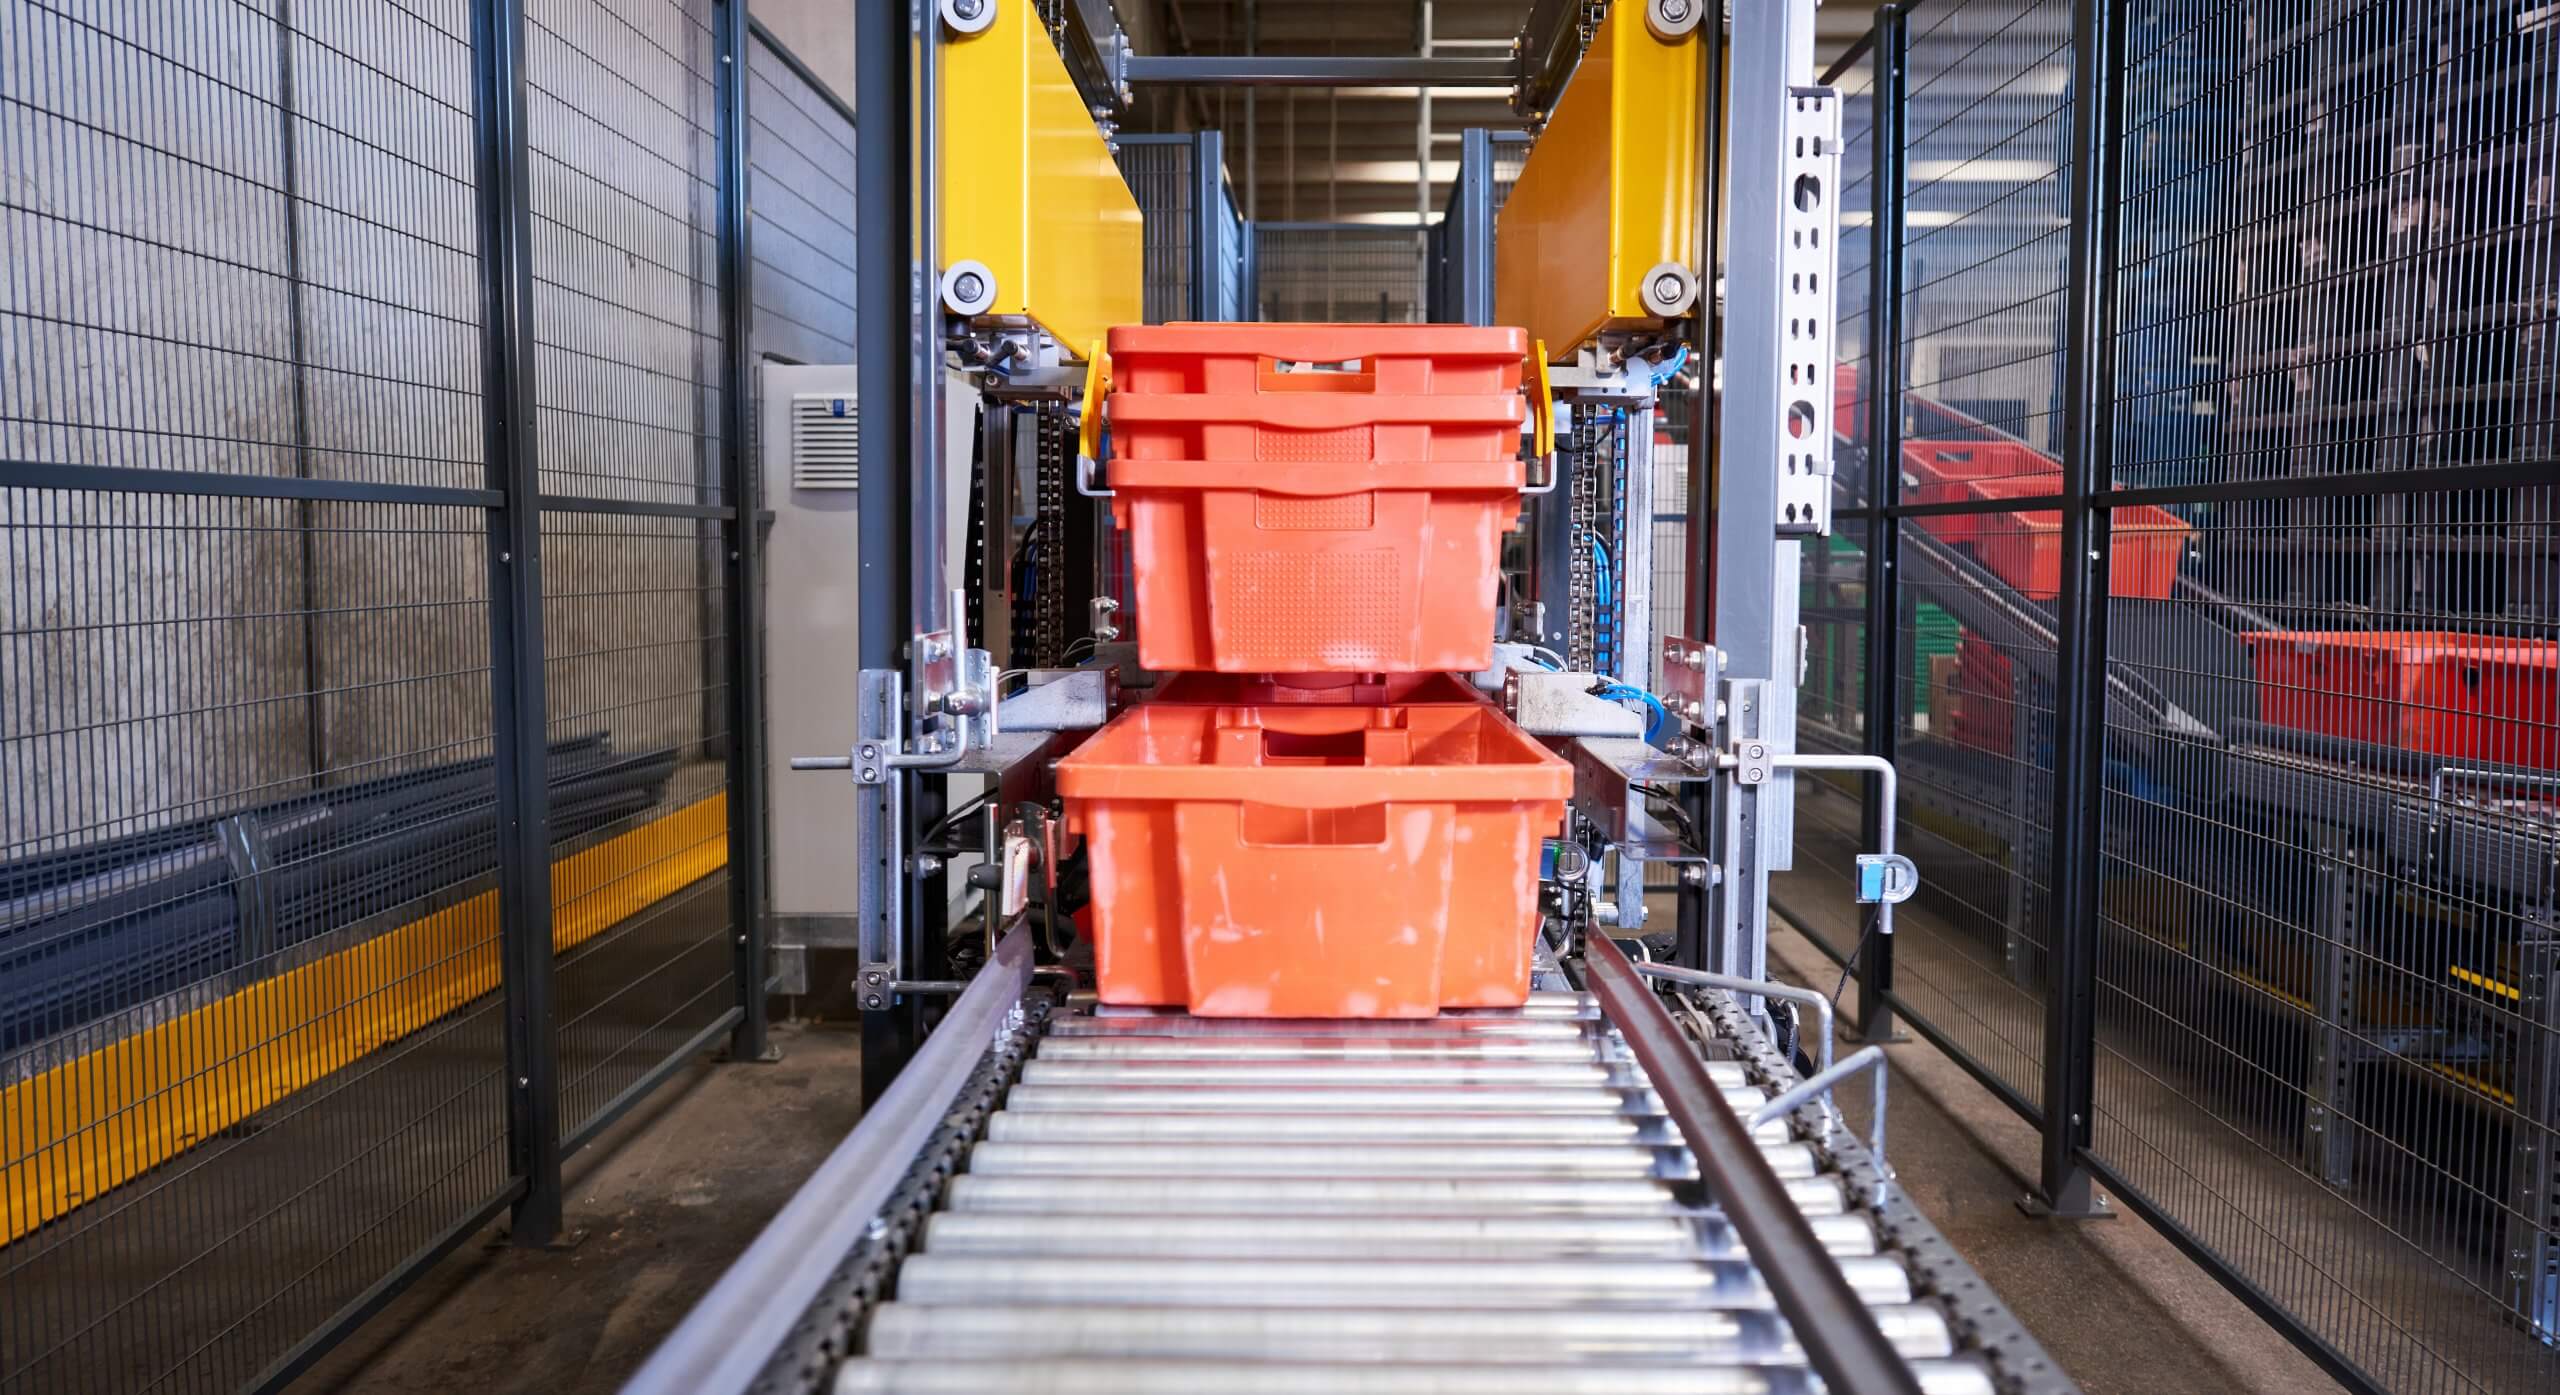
712, 0, 771, 1062
1674, 0, 1726, 971
2035, 0, 2128, 1219
1854, 7, 1909, 1041
854, 0, 918, 1106
1191, 129, 1226, 319
467, 0, 561, 1244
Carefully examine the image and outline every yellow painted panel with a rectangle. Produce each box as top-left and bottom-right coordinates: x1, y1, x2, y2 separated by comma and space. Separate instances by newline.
1497, 4, 1703, 357
941, 3, 1141, 356
2, 795, 729, 1248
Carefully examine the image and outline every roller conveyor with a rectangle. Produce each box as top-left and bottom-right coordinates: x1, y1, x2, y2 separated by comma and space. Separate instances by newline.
839, 999, 1987, 1395
633, 931, 2076, 1395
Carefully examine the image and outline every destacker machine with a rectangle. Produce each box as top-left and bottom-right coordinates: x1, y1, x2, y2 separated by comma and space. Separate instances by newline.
633, 3, 2077, 1392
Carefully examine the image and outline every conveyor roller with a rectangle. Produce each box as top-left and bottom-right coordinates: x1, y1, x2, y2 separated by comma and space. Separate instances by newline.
829, 993, 1996, 1395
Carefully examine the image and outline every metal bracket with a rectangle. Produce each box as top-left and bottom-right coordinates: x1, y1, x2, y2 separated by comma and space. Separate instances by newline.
995, 668, 1111, 732
1729, 739, 1776, 786
1856, 853, 1920, 906
856, 961, 895, 1012
1504, 669, 1647, 738
1658, 635, 1720, 731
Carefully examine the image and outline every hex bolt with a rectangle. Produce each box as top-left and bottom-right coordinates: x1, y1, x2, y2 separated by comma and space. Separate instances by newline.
953, 0, 983, 16
953, 271, 986, 304
914, 854, 944, 878
1680, 865, 1707, 887
1660, 0, 1692, 19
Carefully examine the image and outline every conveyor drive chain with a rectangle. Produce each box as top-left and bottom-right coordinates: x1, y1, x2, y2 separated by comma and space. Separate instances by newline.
819, 995, 2011, 1394
1683, 987, 2080, 1395
751, 998, 1055, 1394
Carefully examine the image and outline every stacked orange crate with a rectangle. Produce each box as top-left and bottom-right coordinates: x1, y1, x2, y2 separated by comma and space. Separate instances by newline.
1057, 325, 1573, 1018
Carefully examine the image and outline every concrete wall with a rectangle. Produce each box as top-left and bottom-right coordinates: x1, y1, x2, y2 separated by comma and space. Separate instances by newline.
3, 0, 862, 856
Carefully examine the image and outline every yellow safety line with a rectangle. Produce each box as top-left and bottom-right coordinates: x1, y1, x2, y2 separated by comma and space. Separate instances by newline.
1, 794, 728, 1249
2422, 1061, 2516, 1107
2447, 963, 2520, 1001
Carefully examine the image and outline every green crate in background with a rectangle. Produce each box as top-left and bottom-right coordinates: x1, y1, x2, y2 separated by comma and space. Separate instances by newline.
1800, 530, 1957, 718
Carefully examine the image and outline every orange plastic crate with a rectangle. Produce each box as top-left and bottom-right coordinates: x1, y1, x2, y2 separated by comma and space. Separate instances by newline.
1110, 323, 1528, 395
1113, 455, 1522, 673
1972, 500, 2190, 602
2239, 631, 2558, 770
1107, 323, 1528, 465
1058, 702, 1571, 1017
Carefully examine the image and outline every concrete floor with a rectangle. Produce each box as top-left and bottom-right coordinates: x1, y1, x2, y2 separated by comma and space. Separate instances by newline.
295, 1021, 868, 1395
294, 987, 2346, 1395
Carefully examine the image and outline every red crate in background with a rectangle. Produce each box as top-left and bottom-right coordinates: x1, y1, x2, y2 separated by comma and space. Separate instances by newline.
2241, 631, 2558, 771
1058, 701, 1571, 1017
1900, 443, 2057, 544
1107, 324, 1528, 465
1951, 632, 2018, 755
1972, 500, 2190, 602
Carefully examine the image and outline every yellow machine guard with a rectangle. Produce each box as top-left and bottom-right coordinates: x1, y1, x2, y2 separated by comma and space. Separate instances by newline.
941, 4, 1142, 358
1496, 4, 1704, 358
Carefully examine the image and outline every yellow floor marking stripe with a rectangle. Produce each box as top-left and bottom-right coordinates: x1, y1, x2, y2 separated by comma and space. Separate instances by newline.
2, 794, 728, 1248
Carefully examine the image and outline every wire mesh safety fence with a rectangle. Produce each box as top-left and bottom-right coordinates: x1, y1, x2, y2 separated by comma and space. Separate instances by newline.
1114, 136, 1196, 324
0, 0, 786, 1388
1788, 1, 2560, 1391
1251, 224, 1431, 324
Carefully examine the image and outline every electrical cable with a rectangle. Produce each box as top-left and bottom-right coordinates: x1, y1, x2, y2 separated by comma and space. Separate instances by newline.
1830, 904, 1885, 1014
1595, 683, 1669, 744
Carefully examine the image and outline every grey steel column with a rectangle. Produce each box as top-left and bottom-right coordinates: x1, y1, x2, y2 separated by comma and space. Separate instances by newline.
1457, 129, 1494, 326
854, 0, 918, 1105
467, 0, 561, 1244
1854, 6, 1909, 1041
2035, 0, 2128, 1219
1191, 130, 1227, 319
712, 0, 770, 1060
1707, 0, 1817, 989
1674, 0, 1726, 971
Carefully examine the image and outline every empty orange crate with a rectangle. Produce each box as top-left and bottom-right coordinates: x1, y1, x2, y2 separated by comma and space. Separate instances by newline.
1107, 323, 1528, 464
1972, 500, 2190, 602
1058, 702, 1571, 1017
2240, 631, 2558, 770
1113, 455, 1522, 673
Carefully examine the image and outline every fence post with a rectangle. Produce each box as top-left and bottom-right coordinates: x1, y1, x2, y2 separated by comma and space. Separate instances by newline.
467, 0, 562, 1244
853, 0, 920, 1106
1854, 6, 1908, 1043
711, 0, 772, 1062
2034, 0, 2128, 1219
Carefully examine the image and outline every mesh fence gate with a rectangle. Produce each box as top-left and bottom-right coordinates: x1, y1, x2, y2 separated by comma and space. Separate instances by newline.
0, 1, 840, 1388
1783, 2, 2560, 1392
